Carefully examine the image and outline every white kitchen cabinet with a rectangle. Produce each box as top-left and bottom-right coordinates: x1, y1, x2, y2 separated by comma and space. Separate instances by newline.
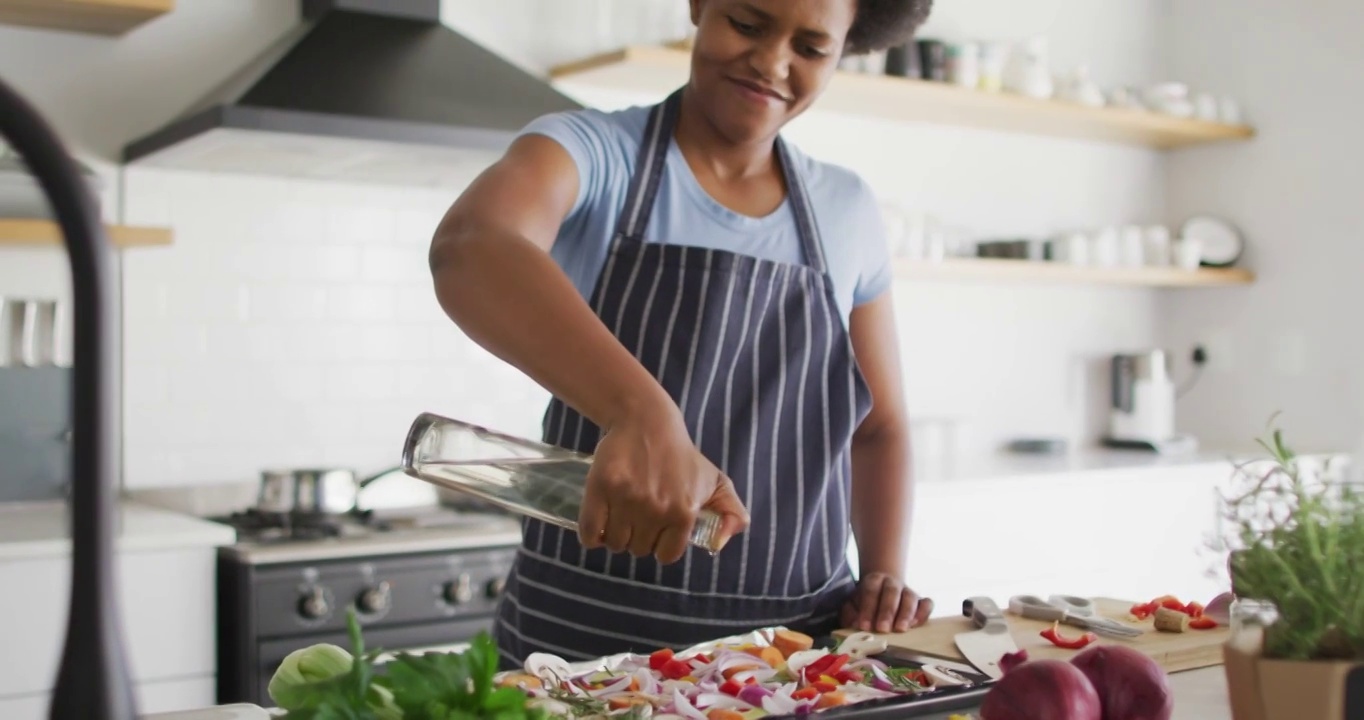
869, 457, 1237, 617
0, 501, 235, 717
0, 678, 217, 720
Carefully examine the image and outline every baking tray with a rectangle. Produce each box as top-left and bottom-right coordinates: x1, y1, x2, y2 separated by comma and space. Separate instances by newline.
498, 626, 993, 719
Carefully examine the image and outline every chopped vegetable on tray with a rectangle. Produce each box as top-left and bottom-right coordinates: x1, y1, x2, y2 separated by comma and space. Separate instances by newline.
500, 628, 947, 718
265, 611, 960, 719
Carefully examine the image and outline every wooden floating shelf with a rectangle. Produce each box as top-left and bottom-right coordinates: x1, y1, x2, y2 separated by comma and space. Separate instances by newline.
549, 45, 1256, 150
0, 0, 172, 36
894, 258, 1255, 287
0, 218, 173, 248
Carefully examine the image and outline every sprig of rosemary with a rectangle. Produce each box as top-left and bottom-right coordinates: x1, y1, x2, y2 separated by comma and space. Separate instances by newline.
1214, 414, 1364, 661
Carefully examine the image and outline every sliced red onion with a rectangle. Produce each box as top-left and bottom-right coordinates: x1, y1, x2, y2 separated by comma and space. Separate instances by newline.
672, 689, 707, 720
737, 683, 774, 706
587, 675, 635, 698
694, 693, 753, 711
846, 657, 888, 672
762, 693, 799, 716
731, 668, 779, 684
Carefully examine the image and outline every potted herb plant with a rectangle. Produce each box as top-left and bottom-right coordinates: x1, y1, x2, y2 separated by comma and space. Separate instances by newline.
1213, 417, 1364, 720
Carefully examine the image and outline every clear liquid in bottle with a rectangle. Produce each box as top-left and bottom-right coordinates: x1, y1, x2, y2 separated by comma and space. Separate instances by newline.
400, 412, 725, 552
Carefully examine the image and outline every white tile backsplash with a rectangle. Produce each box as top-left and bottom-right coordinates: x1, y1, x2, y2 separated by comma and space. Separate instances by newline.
119, 166, 551, 488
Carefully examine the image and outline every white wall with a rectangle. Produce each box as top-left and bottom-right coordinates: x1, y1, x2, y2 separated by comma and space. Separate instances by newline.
0, 0, 1196, 489
1159, 0, 1364, 455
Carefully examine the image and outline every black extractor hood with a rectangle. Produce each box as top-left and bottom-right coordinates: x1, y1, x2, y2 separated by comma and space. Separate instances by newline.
122, 0, 584, 186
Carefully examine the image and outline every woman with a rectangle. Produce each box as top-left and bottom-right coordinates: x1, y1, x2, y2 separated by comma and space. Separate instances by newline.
429, 0, 934, 668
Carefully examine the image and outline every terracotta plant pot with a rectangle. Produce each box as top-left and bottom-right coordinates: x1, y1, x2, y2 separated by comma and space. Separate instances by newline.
1223, 626, 1364, 720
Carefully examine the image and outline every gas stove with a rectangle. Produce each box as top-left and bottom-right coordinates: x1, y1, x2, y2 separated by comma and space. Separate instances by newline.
210, 505, 523, 565
211, 504, 524, 706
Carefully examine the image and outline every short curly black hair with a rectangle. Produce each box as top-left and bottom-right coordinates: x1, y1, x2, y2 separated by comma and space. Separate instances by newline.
844, 0, 934, 55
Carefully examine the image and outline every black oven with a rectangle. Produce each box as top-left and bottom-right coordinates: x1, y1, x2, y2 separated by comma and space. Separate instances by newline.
216, 541, 518, 706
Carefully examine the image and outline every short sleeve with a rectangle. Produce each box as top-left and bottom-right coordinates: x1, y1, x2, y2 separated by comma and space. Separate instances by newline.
851, 180, 893, 306
516, 109, 620, 221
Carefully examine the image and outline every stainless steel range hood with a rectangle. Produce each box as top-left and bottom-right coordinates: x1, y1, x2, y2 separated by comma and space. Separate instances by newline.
122, 0, 584, 186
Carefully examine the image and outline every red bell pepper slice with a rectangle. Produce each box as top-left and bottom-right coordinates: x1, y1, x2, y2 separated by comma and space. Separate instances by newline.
649, 648, 674, 670
660, 658, 692, 680
1040, 621, 1098, 650
1184, 601, 1205, 618
1189, 616, 1219, 630
801, 654, 840, 682
824, 654, 850, 676
833, 668, 863, 684
792, 686, 820, 701
720, 679, 744, 696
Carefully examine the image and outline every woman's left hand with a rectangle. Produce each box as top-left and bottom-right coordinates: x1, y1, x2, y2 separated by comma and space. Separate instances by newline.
840, 572, 933, 633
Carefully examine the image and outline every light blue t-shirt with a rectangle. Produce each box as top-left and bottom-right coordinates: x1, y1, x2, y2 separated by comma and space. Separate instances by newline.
518, 105, 892, 325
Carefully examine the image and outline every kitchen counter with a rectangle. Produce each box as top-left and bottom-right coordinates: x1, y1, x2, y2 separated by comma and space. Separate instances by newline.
140, 667, 1232, 720
913, 447, 1236, 483
919, 666, 1230, 719
0, 498, 237, 560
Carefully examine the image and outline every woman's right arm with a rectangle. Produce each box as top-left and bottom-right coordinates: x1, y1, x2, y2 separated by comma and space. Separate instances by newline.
428, 134, 671, 437
428, 133, 749, 563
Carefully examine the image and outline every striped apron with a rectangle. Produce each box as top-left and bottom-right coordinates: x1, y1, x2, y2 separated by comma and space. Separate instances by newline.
494, 89, 873, 669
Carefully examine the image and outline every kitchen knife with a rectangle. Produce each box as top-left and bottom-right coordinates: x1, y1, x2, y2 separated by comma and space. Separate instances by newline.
872, 647, 992, 687
953, 596, 1019, 681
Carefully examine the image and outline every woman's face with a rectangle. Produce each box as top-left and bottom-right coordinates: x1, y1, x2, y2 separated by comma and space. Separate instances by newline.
688, 0, 856, 145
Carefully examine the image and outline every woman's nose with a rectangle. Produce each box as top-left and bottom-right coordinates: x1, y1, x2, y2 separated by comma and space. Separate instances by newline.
748, 40, 791, 82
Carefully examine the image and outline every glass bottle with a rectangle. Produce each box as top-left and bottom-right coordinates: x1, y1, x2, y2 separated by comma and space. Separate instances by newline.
400, 411, 726, 552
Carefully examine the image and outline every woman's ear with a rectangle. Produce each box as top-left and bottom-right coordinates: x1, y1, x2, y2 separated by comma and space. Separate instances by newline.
689, 0, 703, 25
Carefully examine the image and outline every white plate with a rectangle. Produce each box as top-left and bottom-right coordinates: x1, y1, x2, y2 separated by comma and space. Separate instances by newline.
1180, 216, 1243, 267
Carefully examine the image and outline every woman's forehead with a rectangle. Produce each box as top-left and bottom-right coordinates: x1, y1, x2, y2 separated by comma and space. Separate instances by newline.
709, 0, 858, 34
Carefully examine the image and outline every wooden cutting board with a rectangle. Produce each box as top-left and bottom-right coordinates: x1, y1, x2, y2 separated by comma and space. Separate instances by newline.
835, 597, 1231, 674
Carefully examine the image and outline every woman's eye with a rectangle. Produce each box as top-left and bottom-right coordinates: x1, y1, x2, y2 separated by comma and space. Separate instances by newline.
728, 17, 759, 35
799, 45, 830, 59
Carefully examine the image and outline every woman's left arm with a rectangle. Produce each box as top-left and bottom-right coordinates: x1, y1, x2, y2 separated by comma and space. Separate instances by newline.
843, 290, 933, 633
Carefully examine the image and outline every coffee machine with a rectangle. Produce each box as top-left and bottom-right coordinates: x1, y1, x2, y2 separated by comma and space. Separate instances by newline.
1101, 350, 1197, 454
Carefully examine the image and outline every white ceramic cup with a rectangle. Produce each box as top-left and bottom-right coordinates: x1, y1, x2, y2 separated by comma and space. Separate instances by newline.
1144, 225, 1172, 266
1173, 238, 1203, 271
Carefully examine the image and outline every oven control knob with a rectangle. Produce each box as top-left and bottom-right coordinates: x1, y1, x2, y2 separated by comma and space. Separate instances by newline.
358, 581, 391, 615
443, 574, 474, 605
298, 587, 330, 619
486, 576, 507, 599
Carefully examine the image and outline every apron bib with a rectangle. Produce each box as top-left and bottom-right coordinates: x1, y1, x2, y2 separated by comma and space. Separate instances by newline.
494, 89, 873, 668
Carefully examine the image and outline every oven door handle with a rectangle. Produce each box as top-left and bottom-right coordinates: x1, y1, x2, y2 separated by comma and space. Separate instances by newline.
372, 642, 474, 666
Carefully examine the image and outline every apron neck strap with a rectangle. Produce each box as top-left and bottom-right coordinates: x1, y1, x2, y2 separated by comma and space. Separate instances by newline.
612, 87, 829, 276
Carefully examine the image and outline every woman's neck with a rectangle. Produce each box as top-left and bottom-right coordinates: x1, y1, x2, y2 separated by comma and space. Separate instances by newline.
673, 84, 779, 183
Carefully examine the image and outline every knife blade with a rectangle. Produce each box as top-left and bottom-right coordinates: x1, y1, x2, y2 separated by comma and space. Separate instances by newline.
953, 596, 1019, 681
872, 647, 992, 687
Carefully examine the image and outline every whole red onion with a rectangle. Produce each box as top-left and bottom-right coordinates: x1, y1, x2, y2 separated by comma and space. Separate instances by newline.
979, 658, 1102, 720
1069, 645, 1173, 720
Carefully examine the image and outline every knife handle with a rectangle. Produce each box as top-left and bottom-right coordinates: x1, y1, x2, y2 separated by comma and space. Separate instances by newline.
962, 596, 1008, 631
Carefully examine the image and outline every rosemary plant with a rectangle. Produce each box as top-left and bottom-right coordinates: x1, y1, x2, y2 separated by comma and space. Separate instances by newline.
1215, 417, 1364, 661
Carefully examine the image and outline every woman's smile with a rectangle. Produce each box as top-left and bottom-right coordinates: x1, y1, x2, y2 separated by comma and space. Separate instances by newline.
727, 76, 793, 106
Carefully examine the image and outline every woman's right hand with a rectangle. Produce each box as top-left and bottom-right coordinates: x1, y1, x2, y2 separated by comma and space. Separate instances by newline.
578, 405, 750, 565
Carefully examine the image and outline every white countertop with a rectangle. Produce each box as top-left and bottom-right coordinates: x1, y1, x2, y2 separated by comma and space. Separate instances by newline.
0, 498, 237, 560
913, 447, 1238, 483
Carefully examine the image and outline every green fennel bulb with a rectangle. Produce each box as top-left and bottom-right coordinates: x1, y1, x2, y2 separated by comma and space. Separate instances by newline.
268, 642, 401, 719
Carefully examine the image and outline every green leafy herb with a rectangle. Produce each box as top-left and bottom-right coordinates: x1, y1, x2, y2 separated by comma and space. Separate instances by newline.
543, 688, 607, 717
269, 608, 547, 719
375, 632, 549, 720
1211, 413, 1364, 661
882, 667, 928, 691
